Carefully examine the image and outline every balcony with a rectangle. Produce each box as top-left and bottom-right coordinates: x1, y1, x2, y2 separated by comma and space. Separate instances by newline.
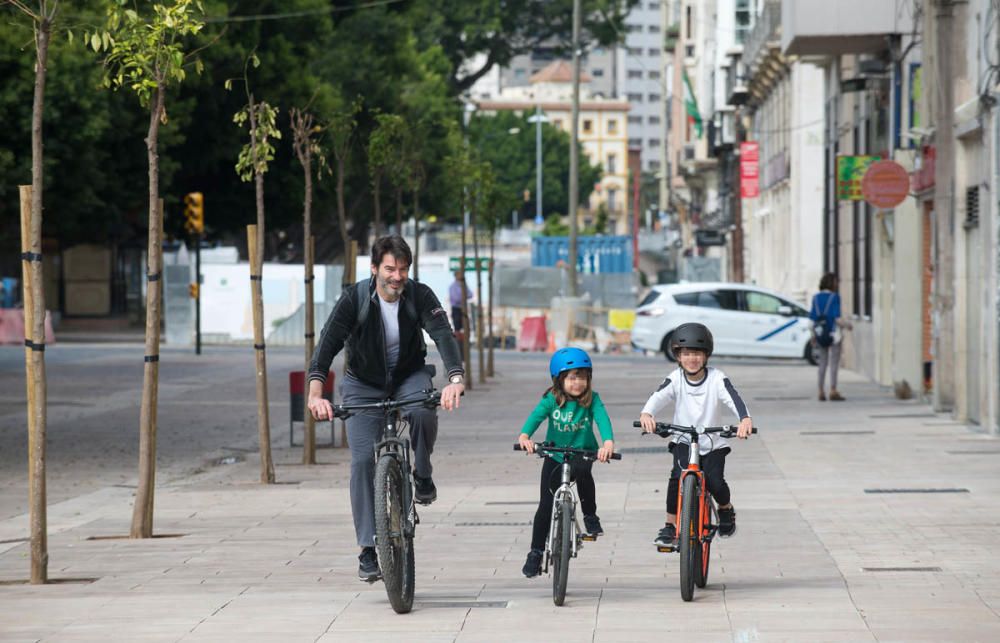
743, 0, 780, 73
724, 50, 749, 106
782, 0, 912, 56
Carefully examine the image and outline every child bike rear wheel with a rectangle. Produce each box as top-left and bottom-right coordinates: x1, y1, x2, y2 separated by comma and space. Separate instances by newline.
374, 455, 415, 614
551, 497, 572, 606
678, 474, 699, 602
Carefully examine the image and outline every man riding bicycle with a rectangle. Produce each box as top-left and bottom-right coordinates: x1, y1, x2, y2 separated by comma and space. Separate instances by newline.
307, 235, 465, 581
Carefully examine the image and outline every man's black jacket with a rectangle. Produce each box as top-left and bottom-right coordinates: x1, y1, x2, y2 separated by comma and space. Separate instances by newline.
308, 277, 464, 390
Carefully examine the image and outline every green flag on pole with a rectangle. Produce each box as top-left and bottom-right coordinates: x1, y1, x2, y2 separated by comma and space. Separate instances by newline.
683, 70, 703, 138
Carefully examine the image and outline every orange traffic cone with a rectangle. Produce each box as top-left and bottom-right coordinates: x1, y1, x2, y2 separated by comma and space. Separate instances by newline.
547, 332, 556, 353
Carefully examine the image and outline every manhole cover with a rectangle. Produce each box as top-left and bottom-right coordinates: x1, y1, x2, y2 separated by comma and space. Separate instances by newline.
801, 430, 875, 435
864, 488, 968, 494
414, 600, 508, 608
862, 566, 941, 572
618, 446, 670, 454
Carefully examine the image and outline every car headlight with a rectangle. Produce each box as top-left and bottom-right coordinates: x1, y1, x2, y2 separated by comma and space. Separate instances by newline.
637, 307, 665, 317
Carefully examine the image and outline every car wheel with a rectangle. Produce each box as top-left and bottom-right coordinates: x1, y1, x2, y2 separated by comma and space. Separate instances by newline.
804, 341, 819, 366
661, 333, 677, 362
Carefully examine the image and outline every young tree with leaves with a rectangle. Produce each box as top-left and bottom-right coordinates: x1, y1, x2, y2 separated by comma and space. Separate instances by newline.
232, 53, 280, 484
290, 105, 325, 465
90, 0, 204, 539
7, 0, 59, 584
326, 97, 362, 259
368, 112, 406, 237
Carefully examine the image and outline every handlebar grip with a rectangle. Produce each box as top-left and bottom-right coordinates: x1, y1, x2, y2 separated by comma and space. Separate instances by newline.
611, 453, 622, 460
632, 420, 642, 427
513, 443, 526, 451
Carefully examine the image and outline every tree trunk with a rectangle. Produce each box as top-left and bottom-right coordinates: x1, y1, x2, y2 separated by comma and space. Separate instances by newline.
247, 97, 274, 483
395, 185, 403, 234
336, 157, 350, 259
472, 209, 485, 384
373, 175, 382, 239
302, 157, 316, 465
488, 231, 495, 378
23, 10, 52, 583
413, 188, 420, 281
459, 193, 472, 391
132, 83, 166, 538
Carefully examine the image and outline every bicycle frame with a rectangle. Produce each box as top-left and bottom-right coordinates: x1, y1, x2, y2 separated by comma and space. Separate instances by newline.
544, 459, 589, 574
674, 446, 718, 550
374, 410, 416, 536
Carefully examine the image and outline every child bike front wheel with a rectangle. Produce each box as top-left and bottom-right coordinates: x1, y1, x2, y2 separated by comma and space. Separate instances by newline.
551, 497, 573, 606
678, 473, 699, 602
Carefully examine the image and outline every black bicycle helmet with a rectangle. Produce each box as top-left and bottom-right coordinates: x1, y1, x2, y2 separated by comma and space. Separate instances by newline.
670, 322, 714, 357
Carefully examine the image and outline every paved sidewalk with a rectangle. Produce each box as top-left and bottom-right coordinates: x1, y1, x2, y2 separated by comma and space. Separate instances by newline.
3, 352, 1000, 642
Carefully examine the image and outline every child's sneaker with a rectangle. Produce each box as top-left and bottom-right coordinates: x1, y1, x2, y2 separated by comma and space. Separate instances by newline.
654, 523, 676, 546
583, 514, 604, 536
718, 506, 736, 537
522, 548, 543, 578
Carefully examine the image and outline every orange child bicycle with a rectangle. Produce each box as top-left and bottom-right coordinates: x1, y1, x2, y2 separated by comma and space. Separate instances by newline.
633, 421, 758, 602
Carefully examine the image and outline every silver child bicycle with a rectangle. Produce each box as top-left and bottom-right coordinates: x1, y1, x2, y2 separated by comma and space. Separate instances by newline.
514, 442, 622, 605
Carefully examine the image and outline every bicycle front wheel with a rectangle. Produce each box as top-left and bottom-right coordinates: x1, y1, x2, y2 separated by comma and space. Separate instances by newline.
695, 502, 714, 588
678, 473, 699, 602
552, 497, 572, 606
374, 455, 415, 614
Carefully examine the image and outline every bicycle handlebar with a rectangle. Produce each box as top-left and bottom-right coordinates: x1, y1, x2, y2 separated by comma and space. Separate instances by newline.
332, 389, 442, 419
513, 442, 622, 460
631, 420, 758, 439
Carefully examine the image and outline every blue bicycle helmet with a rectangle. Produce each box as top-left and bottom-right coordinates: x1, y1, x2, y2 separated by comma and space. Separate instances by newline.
549, 347, 593, 379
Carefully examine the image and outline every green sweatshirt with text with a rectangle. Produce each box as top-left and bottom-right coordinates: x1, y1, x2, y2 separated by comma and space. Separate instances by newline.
520, 391, 615, 461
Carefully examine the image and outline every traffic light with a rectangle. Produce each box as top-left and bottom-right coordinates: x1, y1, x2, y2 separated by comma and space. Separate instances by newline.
188, 282, 199, 299
184, 192, 204, 235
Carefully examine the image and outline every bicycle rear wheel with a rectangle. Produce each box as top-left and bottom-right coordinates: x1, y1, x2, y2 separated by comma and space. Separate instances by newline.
374, 455, 414, 614
678, 474, 699, 602
552, 497, 572, 606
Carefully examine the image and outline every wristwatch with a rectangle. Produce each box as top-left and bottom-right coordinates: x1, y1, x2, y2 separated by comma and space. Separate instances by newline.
449, 374, 464, 385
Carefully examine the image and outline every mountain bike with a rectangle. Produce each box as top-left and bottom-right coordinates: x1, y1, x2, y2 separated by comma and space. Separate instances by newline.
514, 442, 622, 606
333, 389, 441, 614
633, 421, 758, 602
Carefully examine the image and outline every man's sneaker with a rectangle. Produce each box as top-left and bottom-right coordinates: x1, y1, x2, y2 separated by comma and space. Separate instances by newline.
358, 547, 381, 582
718, 506, 736, 537
654, 523, 677, 547
413, 473, 437, 505
583, 514, 604, 536
522, 549, 543, 578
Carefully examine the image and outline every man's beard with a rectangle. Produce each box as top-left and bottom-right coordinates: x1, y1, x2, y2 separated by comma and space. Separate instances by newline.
378, 274, 404, 300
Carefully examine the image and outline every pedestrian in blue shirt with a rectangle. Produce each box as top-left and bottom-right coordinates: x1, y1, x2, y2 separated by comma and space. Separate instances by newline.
809, 273, 852, 401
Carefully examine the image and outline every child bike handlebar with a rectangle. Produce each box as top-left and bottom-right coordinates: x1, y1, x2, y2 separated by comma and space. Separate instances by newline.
514, 442, 623, 461
332, 389, 442, 420
631, 421, 759, 439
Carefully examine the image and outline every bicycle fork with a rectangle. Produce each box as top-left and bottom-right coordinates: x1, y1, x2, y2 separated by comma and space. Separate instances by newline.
544, 461, 588, 573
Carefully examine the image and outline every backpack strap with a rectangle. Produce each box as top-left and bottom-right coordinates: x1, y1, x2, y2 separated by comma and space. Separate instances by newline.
355, 279, 372, 331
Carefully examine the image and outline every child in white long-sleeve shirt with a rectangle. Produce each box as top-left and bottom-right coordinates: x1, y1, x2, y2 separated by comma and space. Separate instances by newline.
638, 322, 753, 546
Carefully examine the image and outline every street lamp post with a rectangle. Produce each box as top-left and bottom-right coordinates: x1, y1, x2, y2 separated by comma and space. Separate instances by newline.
527, 105, 548, 225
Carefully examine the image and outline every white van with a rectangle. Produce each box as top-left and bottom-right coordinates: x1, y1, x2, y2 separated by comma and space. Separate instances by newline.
631, 282, 817, 364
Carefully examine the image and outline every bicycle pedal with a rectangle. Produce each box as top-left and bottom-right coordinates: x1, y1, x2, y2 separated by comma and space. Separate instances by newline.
656, 545, 676, 553
580, 534, 597, 542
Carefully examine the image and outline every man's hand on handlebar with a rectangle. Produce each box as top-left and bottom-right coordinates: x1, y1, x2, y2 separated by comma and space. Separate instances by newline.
308, 393, 334, 421
639, 412, 656, 433
441, 382, 464, 411
517, 433, 535, 454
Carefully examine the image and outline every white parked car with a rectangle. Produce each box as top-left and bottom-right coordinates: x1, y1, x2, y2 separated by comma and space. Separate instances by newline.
631, 282, 818, 364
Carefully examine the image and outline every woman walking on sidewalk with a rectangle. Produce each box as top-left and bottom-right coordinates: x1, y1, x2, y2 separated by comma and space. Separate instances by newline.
810, 273, 852, 401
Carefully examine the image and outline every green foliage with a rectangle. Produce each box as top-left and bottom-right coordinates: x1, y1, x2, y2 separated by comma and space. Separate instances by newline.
469, 111, 603, 220
541, 214, 569, 237
89, 0, 205, 105
234, 99, 281, 182
368, 112, 407, 188
584, 203, 608, 235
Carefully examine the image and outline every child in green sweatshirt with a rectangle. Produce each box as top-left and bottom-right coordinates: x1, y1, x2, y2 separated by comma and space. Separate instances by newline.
517, 348, 615, 578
